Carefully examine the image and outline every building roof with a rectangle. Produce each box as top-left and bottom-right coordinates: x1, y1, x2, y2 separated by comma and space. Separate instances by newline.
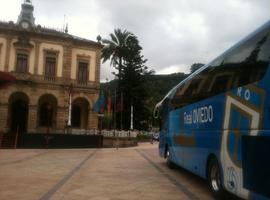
0, 21, 103, 48
0, 1, 103, 48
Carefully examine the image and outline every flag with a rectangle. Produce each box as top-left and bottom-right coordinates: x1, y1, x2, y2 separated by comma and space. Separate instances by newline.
106, 91, 112, 117
0, 71, 16, 89
93, 90, 105, 113
116, 92, 123, 112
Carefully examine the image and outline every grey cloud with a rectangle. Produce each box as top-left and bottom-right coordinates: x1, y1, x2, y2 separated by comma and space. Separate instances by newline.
1, 0, 269, 81
95, 0, 269, 79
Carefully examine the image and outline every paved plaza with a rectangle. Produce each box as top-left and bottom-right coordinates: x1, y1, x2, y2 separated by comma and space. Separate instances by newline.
0, 143, 214, 200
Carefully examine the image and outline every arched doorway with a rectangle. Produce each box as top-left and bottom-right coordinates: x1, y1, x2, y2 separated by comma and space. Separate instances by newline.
71, 98, 89, 129
8, 92, 29, 133
38, 94, 57, 128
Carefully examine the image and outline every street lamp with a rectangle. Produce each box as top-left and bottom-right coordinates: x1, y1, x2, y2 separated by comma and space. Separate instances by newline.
67, 84, 73, 127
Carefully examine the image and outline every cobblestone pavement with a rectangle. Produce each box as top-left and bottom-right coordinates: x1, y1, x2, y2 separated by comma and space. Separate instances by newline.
0, 143, 219, 200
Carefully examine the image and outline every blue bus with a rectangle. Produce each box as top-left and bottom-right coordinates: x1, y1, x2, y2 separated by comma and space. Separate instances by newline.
154, 21, 270, 200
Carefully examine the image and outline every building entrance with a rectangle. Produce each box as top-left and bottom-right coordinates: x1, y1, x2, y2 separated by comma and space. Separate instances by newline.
9, 92, 29, 134
10, 99, 28, 133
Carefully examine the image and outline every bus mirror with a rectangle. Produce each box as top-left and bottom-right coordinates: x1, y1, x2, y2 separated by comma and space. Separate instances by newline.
153, 106, 160, 119
153, 108, 159, 119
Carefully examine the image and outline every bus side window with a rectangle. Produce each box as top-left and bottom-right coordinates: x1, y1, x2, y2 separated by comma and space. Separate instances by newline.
171, 85, 185, 109
209, 74, 232, 95
197, 65, 221, 97
170, 28, 270, 110
225, 30, 270, 88
255, 69, 267, 81
183, 79, 201, 96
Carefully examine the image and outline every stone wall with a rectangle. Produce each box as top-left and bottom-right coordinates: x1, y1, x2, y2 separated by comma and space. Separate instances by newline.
0, 77, 99, 134
103, 137, 138, 148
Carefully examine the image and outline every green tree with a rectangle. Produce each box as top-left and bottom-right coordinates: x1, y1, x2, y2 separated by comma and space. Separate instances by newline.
120, 35, 151, 129
101, 29, 153, 130
101, 29, 132, 80
190, 63, 204, 73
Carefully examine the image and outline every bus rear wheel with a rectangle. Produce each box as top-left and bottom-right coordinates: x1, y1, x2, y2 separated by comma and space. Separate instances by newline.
207, 158, 225, 198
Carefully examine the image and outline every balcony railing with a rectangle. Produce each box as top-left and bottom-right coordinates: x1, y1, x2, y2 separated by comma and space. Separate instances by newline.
44, 75, 56, 82
77, 80, 88, 86
9, 71, 99, 89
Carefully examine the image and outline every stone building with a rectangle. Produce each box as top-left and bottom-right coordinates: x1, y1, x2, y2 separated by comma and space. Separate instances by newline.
0, 0, 102, 137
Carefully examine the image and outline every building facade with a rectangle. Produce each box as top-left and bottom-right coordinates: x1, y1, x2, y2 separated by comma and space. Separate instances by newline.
0, 1, 102, 136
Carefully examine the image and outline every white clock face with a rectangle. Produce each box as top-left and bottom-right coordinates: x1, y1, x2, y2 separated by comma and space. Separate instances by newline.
21, 21, 29, 29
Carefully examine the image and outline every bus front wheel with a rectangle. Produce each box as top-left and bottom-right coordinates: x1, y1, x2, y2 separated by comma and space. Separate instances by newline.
207, 158, 225, 198
165, 148, 175, 169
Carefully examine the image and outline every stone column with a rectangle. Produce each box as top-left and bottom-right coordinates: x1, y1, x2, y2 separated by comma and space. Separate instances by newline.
0, 43, 2, 69
56, 90, 69, 132
62, 44, 72, 79
56, 106, 67, 131
88, 110, 98, 129
4, 37, 12, 72
0, 104, 9, 133
34, 41, 40, 75
27, 105, 37, 133
95, 49, 101, 83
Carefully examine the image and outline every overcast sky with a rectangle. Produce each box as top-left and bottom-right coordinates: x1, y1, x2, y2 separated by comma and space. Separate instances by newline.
0, 0, 269, 81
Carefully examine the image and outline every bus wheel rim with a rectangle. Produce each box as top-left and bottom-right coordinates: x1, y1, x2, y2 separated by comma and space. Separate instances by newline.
166, 150, 170, 158
210, 164, 220, 191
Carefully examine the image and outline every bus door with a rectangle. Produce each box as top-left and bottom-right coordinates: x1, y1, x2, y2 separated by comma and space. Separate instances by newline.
169, 109, 185, 165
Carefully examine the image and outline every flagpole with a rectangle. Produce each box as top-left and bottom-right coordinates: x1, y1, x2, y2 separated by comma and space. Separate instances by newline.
67, 84, 73, 126
130, 103, 133, 130
120, 91, 123, 130
114, 89, 117, 131
114, 89, 118, 150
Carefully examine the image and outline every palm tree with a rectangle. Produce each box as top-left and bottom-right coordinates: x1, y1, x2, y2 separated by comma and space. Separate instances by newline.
101, 28, 132, 80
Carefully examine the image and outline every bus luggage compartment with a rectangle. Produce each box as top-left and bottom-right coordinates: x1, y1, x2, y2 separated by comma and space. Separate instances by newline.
242, 135, 270, 198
